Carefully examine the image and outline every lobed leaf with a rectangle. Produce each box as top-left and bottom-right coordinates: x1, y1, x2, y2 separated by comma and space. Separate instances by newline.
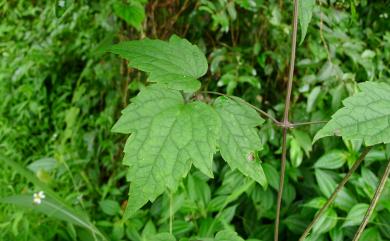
113, 86, 220, 218
314, 82, 390, 145
109, 35, 208, 92
214, 96, 267, 187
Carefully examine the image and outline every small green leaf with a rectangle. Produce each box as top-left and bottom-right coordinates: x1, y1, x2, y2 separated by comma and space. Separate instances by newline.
329, 228, 344, 241
307, 86, 322, 113
263, 163, 279, 190
315, 169, 337, 197
312, 208, 338, 234
292, 129, 312, 156
314, 150, 348, 169
360, 227, 383, 241
290, 138, 304, 167
1, 195, 91, 231
214, 96, 266, 187
284, 214, 307, 234
109, 35, 208, 92
145, 233, 176, 241
314, 82, 390, 145
27, 157, 57, 172
99, 200, 121, 216
113, 86, 220, 218
299, 0, 316, 44
113, 1, 145, 31
343, 203, 370, 227
215, 230, 245, 241
304, 197, 327, 209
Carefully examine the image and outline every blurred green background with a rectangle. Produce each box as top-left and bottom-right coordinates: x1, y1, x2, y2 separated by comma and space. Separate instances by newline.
1, 0, 390, 240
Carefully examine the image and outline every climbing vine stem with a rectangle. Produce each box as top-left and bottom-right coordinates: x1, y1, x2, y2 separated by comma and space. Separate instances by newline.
274, 0, 299, 240
299, 147, 372, 241
352, 158, 390, 241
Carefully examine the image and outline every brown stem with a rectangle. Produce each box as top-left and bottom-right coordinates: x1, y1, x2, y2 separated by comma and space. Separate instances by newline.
289, 120, 328, 127
298, 147, 372, 241
352, 158, 390, 241
274, 0, 299, 240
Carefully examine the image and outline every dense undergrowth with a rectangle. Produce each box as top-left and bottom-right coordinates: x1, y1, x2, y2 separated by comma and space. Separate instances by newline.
1, 0, 390, 240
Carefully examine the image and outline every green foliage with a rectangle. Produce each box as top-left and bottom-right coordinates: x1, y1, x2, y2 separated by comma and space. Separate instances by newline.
214, 97, 267, 187
110, 36, 269, 216
314, 82, 390, 145
109, 35, 208, 92
298, 0, 316, 44
113, 0, 146, 31
112, 85, 221, 217
1, 0, 390, 240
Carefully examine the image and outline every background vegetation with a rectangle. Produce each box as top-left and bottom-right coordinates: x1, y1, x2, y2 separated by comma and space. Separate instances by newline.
1, 0, 390, 240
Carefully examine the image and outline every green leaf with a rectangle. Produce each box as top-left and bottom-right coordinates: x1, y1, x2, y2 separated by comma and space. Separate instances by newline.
113, 1, 145, 31
109, 35, 208, 92
145, 233, 176, 241
0, 195, 101, 237
290, 138, 304, 167
329, 228, 344, 241
0, 157, 106, 240
292, 129, 312, 156
215, 230, 245, 241
314, 150, 348, 169
298, 0, 316, 44
99, 200, 121, 216
307, 86, 322, 113
304, 197, 327, 209
315, 169, 337, 197
263, 163, 279, 190
214, 96, 267, 187
113, 86, 220, 218
360, 227, 382, 241
284, 214, 307, 234
314, 82, 390, 145
312, 208, 338, 234
343, 203, 369, 227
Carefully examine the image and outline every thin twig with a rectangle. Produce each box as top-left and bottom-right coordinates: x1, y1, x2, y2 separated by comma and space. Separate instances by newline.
169, 191, 174, 235
352, 158, 390, 241
274, 0, 299, 240
200, 91, 280, 125
289, 120, 328, 127
299, 147, 372, 241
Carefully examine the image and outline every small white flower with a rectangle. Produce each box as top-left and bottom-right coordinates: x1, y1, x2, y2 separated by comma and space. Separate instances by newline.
33, 191, 46, 205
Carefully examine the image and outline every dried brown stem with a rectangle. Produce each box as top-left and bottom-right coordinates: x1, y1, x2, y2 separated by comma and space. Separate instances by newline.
274, 0, 299, 240
298, 147, 372, 241
352, 158, 390, 241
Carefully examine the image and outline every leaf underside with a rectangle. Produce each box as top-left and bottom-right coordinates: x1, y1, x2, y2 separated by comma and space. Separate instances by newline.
214, 96, 267, 187
314, 82, 390, 145
109, 35, 207, 92
112, 86, 220, 218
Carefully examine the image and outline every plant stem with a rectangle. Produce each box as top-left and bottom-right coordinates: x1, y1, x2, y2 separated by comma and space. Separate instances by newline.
352, 158, 390, 241
298, 147, 372, 241
290, 120, 328, 127
169, 191, 174, 235
274, 0, 299, 240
